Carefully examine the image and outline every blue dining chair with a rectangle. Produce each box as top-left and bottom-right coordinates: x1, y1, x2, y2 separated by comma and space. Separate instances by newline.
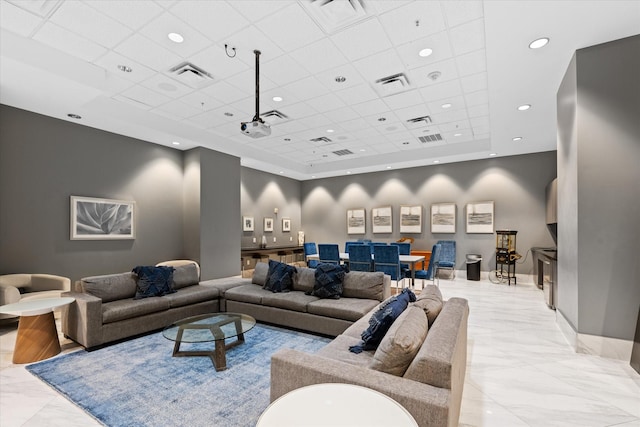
318, 244, 340, 265
436, 240, 456, 279
414, 244, 442, 287
373, 244, 405, 288
391, 242, 411, 276
369, 242, 387, 254
348, 244, 373, 272
345, 241, 359, 253
303, 242, 319, 268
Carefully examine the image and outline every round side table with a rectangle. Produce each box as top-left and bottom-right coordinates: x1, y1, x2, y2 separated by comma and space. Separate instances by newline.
0, 297, 75, 364
257, 383, 418, 426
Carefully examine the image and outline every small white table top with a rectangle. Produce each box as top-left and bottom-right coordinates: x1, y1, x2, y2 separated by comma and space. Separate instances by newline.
0, 297, 75, 316
307, 253, 425, 263
257, 383, 418, 427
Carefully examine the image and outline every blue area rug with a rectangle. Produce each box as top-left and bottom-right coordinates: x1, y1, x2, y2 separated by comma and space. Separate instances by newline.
27, 324, 331, 427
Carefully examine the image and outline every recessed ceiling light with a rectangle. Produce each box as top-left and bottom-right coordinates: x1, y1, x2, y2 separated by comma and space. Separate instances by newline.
279, 171, 284, 174
117, 64, 132, 73
360, 149, 366, 152
433, 160, 440, 164
418, 48, 433, 57
529, 37, 549, 49
158, 82, 177, 92
168, 32, 184, 43
441, 103, 452, 109
386, 166, 392, 169
335, 76, 346, 83
327, 129, 334, 133
273, 96, 283, 102
427, 71, 441, 81
346, 171, 351, 174
172, 141, 180, 146
512, 136, 523, 141
402, 141, 410, 145
311, 175, 316, 178
284, 138, 291, 141
518, 104, 531, 111
67, 113, 81, 119
454, 133, 462, 137
489, 153, 497, 157
224, 112, 234, 117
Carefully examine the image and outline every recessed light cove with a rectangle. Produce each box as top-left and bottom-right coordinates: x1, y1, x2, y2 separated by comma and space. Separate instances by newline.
512, 136, 523, 141
489, 153, 497, 157
172, 141, 180, 146
529, 37, 549, 49
272, 96, 283, 102
441, 103, 452, 109
168, 32, 184, 43
518, 104, 531, 111
418, 48, 433, 57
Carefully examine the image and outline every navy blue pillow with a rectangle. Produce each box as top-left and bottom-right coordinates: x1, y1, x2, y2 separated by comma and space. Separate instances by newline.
308, 263, 347, 299
132, 266, 175, 299
350, 288, 416, 353
264, 260, 296, 293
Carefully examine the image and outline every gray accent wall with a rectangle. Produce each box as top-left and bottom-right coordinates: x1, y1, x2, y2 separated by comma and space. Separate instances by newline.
300, 152, 557, 277
557, 35, 640, 340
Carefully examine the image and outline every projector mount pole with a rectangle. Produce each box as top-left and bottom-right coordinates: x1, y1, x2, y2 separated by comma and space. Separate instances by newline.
253, 49, 262, 123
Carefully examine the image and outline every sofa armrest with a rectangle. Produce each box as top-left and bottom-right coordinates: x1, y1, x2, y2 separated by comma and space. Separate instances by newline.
271, 349, 451, 427
61, 291, 103, 349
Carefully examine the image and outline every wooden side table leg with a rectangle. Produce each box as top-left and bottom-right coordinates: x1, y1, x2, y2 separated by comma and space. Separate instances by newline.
13, 312, 61, 364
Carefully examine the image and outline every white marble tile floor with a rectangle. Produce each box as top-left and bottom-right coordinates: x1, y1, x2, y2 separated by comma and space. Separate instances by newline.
1, 278, 638, 426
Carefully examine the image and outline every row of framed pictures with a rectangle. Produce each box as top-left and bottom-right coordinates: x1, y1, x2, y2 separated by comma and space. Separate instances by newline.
348, 201, 495, 234
242, 216, 291, 232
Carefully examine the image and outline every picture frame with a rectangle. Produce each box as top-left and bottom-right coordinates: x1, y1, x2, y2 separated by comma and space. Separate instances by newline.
431, 203, 456, 233
372, 206, 392, 233
242, 216, 254, 232
466, 201, 495, 233
399, 205, 422, 234
264, 217, 274, 232
70, 196, 135, 240
282, 218, 291, 232
347, 208, 366, 234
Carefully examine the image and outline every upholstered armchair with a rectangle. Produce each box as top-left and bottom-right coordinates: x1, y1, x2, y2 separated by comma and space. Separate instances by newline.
0, 274, 71, 320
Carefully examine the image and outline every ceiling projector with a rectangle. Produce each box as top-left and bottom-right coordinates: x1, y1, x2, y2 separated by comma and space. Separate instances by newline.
241, 120, 271, 138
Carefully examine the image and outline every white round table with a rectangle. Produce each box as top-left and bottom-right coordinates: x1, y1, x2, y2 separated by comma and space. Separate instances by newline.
0, 297, 74, 364
257, 383, 418, 427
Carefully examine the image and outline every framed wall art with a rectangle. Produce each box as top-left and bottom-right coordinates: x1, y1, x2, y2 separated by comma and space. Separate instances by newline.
70, 196, 135, 240
430, 203, 456, 233
399, 205, 422, 233
466, 201, 494, 233
372, 206, 392, 233
282, 218, 291, 232
347, 208, 366, 234
242, 216, 254, 232
264, 217, 274, 232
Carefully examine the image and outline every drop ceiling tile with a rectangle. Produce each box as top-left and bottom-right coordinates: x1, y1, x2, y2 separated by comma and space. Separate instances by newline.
331, 18, 393, 61
378, 1, 446, 45
49, 1, 133, 48
0, 2, 43, 36
430, 109, 469, 125
443, 1, 484, 28
280, 101, 318, 120
33, 23, 107, 61
352, 48, 405, 82
470, 115, 490, 128
324, 106, 360, 123
393, 104, 432, 123
224, 26, 285, 65
305, 93, 346, 113
361, 111, 401, 128
472, 123, 490, 135
419, 80, 463, 103
229, 96, 255, 118
410, 58, 459, 87
339, 117, 371, 132
261, 87, 300, 109
87, 0, 163, 30
226, 68, 277, 95
152, 99, 202, 119
119, 84, 172, 108
445, 132, 473, 144
410, 127, 441, 138
467, 103, 489, 118
138, 12, 212, 57
169, 1, 250, 42
395, 31, 454, 70
178, 92, 223, 112
112, 94, 153, 110
427, 95, 466, 113
261, 54, 311, 86
439, 119, 471, 132
4, 0, 62, 18
460, 72, 488, 93
255, 3, 325, 52
455, 49, 487, 77
141, 73, 194, 98
189, 105, 242, 128
314, 63, 365, 91
368, 1, 412, 15
93, 51, 156, 83
382, 90, 425, 110
464, 90, 489, 107
296, 114, 332, 130
289, 37, 348, 74
190, 45, 251, 81
115, 33, 183, 71
282, 76, 330, 101
353, 99, 390, 117
202, 81, 251, 104
272, 120, 308, 135
228, 1, 291, 23
448, 18, 485, 56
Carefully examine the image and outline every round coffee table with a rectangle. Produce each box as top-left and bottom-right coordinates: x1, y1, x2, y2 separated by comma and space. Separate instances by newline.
257, 383, 418, 426
0, 297, 75, 364
162, 312, 256, 371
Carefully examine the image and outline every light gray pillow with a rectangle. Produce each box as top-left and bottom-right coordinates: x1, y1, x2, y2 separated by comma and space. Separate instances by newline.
172, 263, 199, 289
293, 266, 316, 293
342, 271, 385, 301
414, 285, 443, 326
81, 272, 137, 302
369, 306, 429, 376
252, 262, 269, 286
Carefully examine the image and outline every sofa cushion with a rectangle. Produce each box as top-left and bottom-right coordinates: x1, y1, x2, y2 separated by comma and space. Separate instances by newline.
172, 263, 199, 290
261, 291, 318, 312
307, 298, 379, 322
308, 263, 347, 299
199, 277, 250, 295
81, 272, 137, 302
413, 285, 443, 326
351, 288, 416, 352
292, 267, 315, 293
316, 334, 373, 368
252, 262, 269, 286
264, 260, 296, 293
161, 285, 220, 309
369, 306, 429, 376
342, 271, 385, 301
224, 284, 272, 304
132, 266, 176, 299
102, 297, 170, 324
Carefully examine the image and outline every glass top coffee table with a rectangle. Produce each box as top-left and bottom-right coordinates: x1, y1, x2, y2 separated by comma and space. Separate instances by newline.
162, 313, 256, 371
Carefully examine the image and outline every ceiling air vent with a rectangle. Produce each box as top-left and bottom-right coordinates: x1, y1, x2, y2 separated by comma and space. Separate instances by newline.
333, 149, 354, 156
310, 137, 332, 143
167, 62, 214, 89
374, 73, 411, 97
300, 0, 370, 34
407, 115, 432, 125
262, 110, 289, 125
418, 134, 443, 143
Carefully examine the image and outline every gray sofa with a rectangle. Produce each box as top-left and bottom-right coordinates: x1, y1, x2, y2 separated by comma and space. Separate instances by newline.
270, 286, 469, 427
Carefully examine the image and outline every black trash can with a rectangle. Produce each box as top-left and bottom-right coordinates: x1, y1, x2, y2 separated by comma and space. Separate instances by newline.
466, 254, 482, 281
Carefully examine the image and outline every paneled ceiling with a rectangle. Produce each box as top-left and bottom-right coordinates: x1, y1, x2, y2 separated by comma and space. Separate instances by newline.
1, 0, 638, 180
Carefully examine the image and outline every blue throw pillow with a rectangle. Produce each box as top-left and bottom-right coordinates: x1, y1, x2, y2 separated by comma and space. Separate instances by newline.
349, 288, 416, 353
264, 260, 296, 293
132, 266, 175, 299
308, 263, 347, 299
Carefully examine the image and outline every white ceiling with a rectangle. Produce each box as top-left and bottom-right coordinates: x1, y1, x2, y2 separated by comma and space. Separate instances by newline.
1, 0, 638, 180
